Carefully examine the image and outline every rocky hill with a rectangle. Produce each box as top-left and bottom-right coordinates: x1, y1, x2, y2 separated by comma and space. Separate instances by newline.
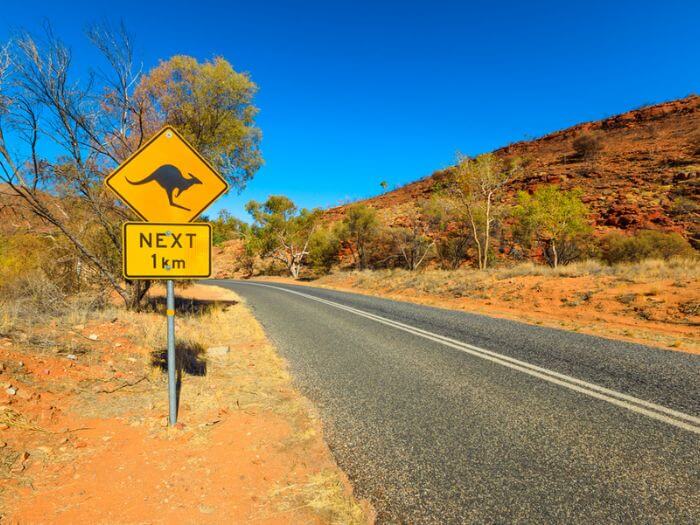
325, 95, 700, 247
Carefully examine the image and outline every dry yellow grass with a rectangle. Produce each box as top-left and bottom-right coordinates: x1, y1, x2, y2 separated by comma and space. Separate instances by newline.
340, 258, 700, 295
313, 258, 698, 303
269, 471, 368, 525
263, 258, 699, 353
120, 285, 370, 521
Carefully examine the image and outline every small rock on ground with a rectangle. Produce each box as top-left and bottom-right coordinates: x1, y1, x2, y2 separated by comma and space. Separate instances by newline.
206, 346, 230, 357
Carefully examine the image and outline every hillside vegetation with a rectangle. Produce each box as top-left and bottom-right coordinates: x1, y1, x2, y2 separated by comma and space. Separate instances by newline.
325, 95, 699, 247
216, 96, 698, 279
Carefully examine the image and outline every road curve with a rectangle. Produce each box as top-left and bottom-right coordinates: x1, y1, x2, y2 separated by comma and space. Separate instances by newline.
208, 279, 700, 524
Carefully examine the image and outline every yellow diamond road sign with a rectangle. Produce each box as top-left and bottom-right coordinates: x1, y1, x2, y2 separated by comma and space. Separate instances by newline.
122, 222, 211, 279
106, 126, 228, 222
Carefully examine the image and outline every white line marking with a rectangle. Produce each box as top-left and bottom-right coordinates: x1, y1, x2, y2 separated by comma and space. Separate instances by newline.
235, 281, 700, 435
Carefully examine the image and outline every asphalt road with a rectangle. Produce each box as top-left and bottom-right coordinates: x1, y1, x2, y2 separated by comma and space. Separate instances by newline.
208, 279, 700, 524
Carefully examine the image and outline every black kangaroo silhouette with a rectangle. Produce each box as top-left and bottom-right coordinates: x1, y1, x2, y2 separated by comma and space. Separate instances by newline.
126, 164, 202, 211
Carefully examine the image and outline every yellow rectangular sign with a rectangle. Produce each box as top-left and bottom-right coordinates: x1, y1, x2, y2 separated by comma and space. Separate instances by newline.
122, 222, 211, 279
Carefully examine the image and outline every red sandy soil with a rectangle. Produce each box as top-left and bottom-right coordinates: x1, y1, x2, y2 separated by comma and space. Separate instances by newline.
0, 284, 369, 524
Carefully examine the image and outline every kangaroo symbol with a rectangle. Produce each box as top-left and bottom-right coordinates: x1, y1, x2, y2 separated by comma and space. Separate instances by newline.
126, 164, 202, 211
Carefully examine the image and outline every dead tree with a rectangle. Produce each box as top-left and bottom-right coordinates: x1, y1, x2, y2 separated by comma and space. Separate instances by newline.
0, 24, 152, 308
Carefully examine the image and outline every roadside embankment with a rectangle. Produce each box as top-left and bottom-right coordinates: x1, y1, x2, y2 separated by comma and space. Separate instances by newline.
0, 284, 371, 524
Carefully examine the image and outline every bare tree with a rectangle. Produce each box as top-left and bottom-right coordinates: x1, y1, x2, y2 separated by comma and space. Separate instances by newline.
0, 25, 152, 307
391, 208, 435, 271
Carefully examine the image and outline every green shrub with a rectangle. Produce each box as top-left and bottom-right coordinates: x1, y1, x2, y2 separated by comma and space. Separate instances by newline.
600, 230, 697, 264
512, 185, 592, 267
308, 227, 340, 274
669, 196, 699, 217
209, 210, 248, 245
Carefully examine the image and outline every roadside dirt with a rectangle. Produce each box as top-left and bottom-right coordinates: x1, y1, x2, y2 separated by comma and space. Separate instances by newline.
256, 270, 700, 354
0, 284, 371, 524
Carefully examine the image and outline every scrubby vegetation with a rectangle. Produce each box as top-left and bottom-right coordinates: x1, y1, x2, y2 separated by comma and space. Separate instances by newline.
220, 152, 696, 280
513, 186, 592, 267
0, 24, 261, 310
600, 230, 696, 264
0, 230, 107, 335
572, 132, 604, 159
315, 257, 700, 299
335, 204, 381, 270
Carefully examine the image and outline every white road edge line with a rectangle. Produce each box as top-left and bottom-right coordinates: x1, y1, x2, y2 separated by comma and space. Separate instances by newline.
236, 281, 700, 435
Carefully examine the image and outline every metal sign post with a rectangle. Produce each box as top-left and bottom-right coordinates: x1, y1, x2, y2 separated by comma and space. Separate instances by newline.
166, 279, 177, 426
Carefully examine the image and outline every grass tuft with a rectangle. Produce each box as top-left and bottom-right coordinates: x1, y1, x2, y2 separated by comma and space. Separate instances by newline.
319, 258, 699, 299
270, 471, 367, 525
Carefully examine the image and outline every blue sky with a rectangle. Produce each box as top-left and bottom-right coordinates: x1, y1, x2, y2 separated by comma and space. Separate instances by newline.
2, 1, 699, 220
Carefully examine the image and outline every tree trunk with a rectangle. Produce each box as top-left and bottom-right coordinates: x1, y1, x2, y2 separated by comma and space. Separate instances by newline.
357, 241, 366, 270
551, 241, 559, 268
483, 194, 492, 270
467, 208, 483, 270
125, 280, 152, 311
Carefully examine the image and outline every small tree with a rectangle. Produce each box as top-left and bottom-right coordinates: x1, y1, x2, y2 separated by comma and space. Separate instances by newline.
236, 232, 262, 278
245, 196, 319, 279
379, 180, 388, 191
209, 209, 248, 245
390, 208, 435, 271
446, 153, 521, 270
573, 132, 604, 160
337, 203, 380, 270
135, 55, 262, 188
513, 185, 592, 267
422, 197, 469, 270
307, 227, 340, 274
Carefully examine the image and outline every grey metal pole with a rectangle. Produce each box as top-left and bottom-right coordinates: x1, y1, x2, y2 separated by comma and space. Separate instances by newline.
166, 279, 177, 426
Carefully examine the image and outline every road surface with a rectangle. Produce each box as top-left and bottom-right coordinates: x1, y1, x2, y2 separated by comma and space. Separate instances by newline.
209, 280, 700, 524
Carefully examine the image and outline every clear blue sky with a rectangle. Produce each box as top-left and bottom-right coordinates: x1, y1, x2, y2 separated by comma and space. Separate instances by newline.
2, 1, 699, 220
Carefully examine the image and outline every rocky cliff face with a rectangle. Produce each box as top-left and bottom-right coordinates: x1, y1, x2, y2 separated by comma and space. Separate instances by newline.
326, 95, 700, 247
